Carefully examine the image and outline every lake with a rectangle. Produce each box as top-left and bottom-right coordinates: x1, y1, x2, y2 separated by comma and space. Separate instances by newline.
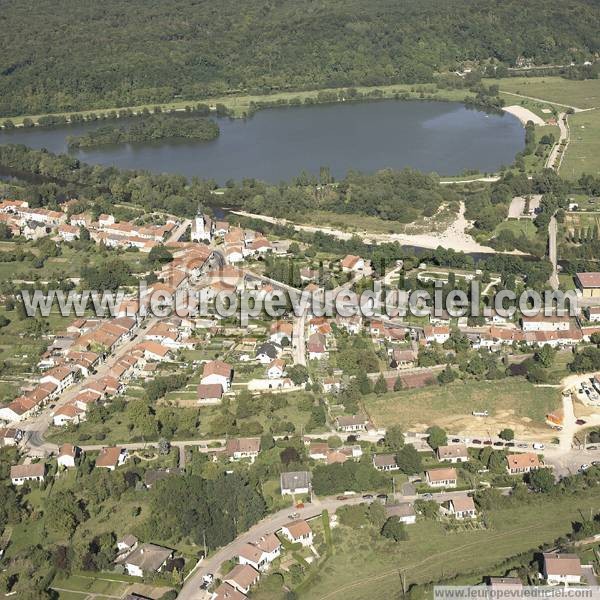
0, 100, 524, 183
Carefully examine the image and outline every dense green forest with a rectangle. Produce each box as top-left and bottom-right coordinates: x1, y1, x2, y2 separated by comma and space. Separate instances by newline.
67, 115, 219, 148
0, 0, 599, 117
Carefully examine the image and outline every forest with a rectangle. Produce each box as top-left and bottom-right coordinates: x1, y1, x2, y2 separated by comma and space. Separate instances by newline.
0, 0, 599, 116
66, 115, 219, 148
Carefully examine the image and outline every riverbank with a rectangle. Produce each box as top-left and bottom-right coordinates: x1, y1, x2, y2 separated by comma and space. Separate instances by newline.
1, 82, 475, 128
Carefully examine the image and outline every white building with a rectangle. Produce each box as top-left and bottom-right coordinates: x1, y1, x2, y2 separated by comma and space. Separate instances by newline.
280, 519, 313, 547
542, 553, 582, 585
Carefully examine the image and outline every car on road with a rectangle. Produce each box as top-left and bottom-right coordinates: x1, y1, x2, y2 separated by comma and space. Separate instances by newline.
472, 439, 482, 445
576, 419, 587, 425
421, 493, 433, 500
589, 446, 598, 451
336, 495, 349, 501
579, 464, 591, 472
532, 443, 545, 450
376, 494, 388, 501
362, 494, 374, 500
483, 440, 493, 445
592, 461, 600, 467
505, 442, 515, 447
288, 512, 299, 519
493, 441, 504, 447
451, 438, 461, 443
517, 443, 528, 448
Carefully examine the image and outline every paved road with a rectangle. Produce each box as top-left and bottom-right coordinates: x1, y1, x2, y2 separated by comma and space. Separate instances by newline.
548, 215, 559, 290
21, 318, 159, 455
167, 219, 192, 244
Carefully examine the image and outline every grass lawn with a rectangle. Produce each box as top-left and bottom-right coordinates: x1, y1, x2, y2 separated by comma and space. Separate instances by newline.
301, 490, 600, 600
485, 77, 600, 110
363, 378, 560, 436
492, 219, 538, 240
561, 109, 600, 179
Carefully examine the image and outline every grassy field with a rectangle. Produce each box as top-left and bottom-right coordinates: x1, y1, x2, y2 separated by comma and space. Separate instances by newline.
485, 77, 600, 110
363, 378, 560, 437
492, 219, 538, 240
561, 109, 600, 179
301, 491, 600, 600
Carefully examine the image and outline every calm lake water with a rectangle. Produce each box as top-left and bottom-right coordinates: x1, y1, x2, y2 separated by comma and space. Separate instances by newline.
0, 100, 524, 183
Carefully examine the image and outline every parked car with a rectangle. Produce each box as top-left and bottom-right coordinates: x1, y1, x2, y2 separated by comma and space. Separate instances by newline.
505, 442, 515, 447
576, 419, 587, 425
494, 441, 504, 447
336, 496, 349, 501
517, 443, 528, 448
451, 438, 461, 443
421, 493, 433, 500
362, 494, 374, 500
532, 443, 545, 450
288, 512, 299, 519
483, 440, 493, 446
472, 439, 482, 445
579, 464, 591, 472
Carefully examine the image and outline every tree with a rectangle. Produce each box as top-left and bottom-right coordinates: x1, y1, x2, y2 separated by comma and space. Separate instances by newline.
148, 244, 173, 264
381, 517, 408, 542
393, 376, 403, 391
395, 445, 422, 474
288, 364, 309, 385
366, 500, 386, 530
426, 426, 447, 450
499, 428, 514, 441
386, 425, 405, 451
327, 435, 343, 448
534, 345, 556, 368
374, 373, 388, 395
528, 468, 554, 493
158, 438, 170, 455
437, 364, 456, 384
280, 447, 301, 466
260, 433, 275, 450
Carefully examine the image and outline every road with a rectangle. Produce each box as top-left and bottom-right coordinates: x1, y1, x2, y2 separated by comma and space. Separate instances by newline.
176, 486, 470, 600
546, 112, 568, 171
548, 215, 559, 290
21, 317, 159, 456
499, 91, 587, 113
167, 218, 191, 244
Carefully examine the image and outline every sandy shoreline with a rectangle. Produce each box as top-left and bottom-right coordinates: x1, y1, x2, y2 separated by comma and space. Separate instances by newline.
502, 105, 546, 126
231, 203, 525, 255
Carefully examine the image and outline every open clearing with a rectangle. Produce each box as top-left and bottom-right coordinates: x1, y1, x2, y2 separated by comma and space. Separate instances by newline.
561, 109, 600, 179
303, 491, 600, 600
486, 76, 600, 110
363, 378, 560, 438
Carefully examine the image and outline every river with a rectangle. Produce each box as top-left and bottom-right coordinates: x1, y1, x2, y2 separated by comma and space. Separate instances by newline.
0, 100, 523, 183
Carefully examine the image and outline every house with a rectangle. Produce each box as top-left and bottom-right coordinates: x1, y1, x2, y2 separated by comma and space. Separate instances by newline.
226, 246, 244, 264
238, 539, 279, 572
223, 564, 260, 595
95, 447, 128, 470
226, 437, 261, 462
117, 534, 139, 554
269, 321, 293, 345
267, 358, 286, 379
309, 442, 329, 461
373, 454, 399, 472
281, 519, 313, 547
385, 503, 416, 525
211, 582, 247, 600
521, 314, 571, 332
307, 333, 327, 360
40, 365, 76, 392
123, 543, 173, 577
423, 325, 450, 344
586, 306, 600, 323
201, 360, 233, 391
53, 403, 85, 426
323, 377, 342, 393
0, 396, 39, 423
390, 348, 417, 369
0, 427, 22, 446
57, 443, 80, 468
197, 383, 224, 405
436, 444, 468, 463
256, 342, 281, 364
542, 553, 582, 585
576, 272, 600, 298
506, 453, 541, 474
280, 471, 312, 495
11, 463, 45, 486
340, 255, 365, 273
426, 467, 457, 488
335, 414, 368, 432
487, 577, 523, 590
448, 496, 477, 519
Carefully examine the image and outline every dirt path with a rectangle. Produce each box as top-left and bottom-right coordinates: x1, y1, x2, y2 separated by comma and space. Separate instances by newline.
499, 90, 590, 113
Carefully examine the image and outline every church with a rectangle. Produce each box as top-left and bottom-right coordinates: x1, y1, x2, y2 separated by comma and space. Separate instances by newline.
191, 207, 214, 242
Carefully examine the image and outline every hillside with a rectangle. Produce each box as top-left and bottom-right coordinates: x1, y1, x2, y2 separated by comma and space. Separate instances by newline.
0, 0, 599, 117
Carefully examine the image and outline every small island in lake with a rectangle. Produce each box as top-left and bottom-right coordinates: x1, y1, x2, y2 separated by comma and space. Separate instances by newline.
67, 114, 220, 148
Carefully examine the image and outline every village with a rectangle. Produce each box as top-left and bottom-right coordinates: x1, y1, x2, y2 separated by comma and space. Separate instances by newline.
3, 193, 600, 599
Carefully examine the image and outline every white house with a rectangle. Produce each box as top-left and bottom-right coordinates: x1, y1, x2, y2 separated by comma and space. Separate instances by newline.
201, 360, 233, 392
123, 543, 173, 577
521, 314, 571, 332
448, 496, 477, 519
280, 471, 312, 495
280, 519, 313, 547
238, 534, 281, 571
57, 443, 80, 468
267, 359, 286, 379
426, 467, 457, 488
542, 553, 582, 585
436, 444, 469, 463
11, 463, 45, 486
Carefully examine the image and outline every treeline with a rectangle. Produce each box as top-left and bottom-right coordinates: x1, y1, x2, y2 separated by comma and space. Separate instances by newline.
67, 115, 219, 148
0, 0, 599, 116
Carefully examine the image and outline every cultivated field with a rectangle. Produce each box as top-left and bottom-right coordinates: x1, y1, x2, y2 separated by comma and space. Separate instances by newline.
561, 109, 600, 179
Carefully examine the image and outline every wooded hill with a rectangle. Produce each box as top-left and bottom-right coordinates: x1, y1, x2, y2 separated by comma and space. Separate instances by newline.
0, 0, 599, 117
